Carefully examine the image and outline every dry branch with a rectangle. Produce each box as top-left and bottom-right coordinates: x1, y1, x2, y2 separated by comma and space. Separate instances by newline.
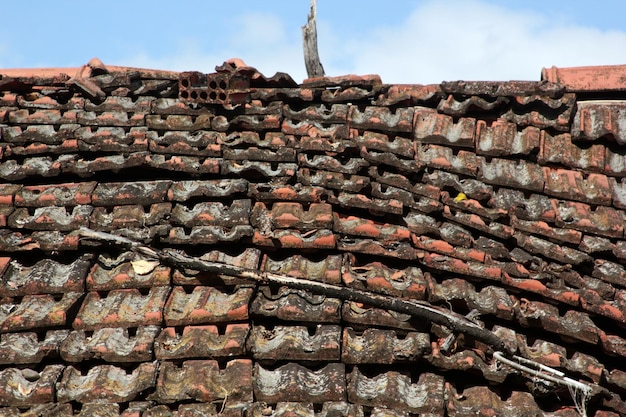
302, 0, 325, 78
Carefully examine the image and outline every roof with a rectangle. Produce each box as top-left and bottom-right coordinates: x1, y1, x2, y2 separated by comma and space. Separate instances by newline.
1, 57, 626, 416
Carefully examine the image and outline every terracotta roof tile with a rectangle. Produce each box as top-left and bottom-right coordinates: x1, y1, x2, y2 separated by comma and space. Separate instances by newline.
3, 59, 626, 415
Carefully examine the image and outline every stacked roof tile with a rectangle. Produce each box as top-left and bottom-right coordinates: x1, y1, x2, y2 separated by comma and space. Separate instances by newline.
1, 58, 626, 416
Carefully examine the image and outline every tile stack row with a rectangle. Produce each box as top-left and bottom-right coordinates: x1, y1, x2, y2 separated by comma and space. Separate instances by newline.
0, 61, 625, 416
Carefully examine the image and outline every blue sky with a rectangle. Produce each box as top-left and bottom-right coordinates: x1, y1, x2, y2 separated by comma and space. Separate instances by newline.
2, 0, 626, 84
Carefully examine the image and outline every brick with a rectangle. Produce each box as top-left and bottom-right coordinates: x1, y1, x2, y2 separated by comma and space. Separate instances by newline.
476, 120, 540, 156
90, 203, 171, 231
250, 286, 341, 323
254, 363, 346, 403
0, 330, 68, 364
251, 202, 332, 231
14, 182, 96, 207
8, 205, 92, 231
262, 253, 342, 284
539, 132, 604, 171
152, 360, 252, 404
248, 324, 341, 361
60, 326, 159, 362
342, 328, 430, 364
417, 144, 478, 176
168, 179, 248, 201
479, 157, 544, 191
414, 107, 475, 148
0, 254, 91, 297
543, 168, 612, 205
154, 324, 249, 359
0, 365, 64, 406
350, 106, 413, 132
348, 369, 444, 414
73, 288, 169, 330
92, 180, 172, 206
57, 363, 157, 403
0, 292, 82, 332
164, 286, 253, 326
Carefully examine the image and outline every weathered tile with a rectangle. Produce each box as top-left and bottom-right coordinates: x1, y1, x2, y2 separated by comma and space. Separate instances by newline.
342, 328, 429, 364
262, 253, 342, 285
154, 324, 249, 359
164, 286, 253, 326
152, 359, 252, 404
254, 363, 346, 403
57, 362, 157, 403
14, 182, 96, 207
248, 324, 341, 361
170, 200, 251, 227
92, 180, 172, 206
60, 326, 159, 362
414, 107, 475, 148
0, 292, 82, 332
250, 286, 341, 323
0, 365, 64, 406
0, 330, 68, 364
73, 288, 170, 330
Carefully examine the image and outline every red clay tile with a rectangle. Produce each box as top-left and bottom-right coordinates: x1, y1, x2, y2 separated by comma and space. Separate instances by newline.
86, 252, 170, 291
338, 237, 421, 260
414, 107, 475, 148
572, 101, 626, 143
262, 253, 342, 284
476, 120, 540, 156
254, 363, 346, 403
539, 132, 605, 171
164, 225, 253, 245
417, 144, 478, 176
333, 213, 410, 242
164, 286, 253, 326
90, 203, 171, 231
0, 365, 64, 406
302, 74, 382, 88
355, 131, 415, 158
92, 180, 172, 206
0, 254, 91, 296
348, 369, 443, 414
1, 292, 82, 332
153, 359, 252, 404
0, 330, 68, 364
248, 324, 341, 361
251, 202, 333, 230
220, 160, 297, 178
298, 169, 370, 193
342, 327, 429, 364
250, 286, 341, 323
554, 201, 624, 238
542, 64, 626, 92
154, 324, 249, 359
56, 362, 157, 403
60, 326, 159, 362
149, 130, 223, 156
73, 288, 169, 330
543, 168, 612, 205
14, 182, 96, 207
8, 205, 92, 231
479, 157, 544, 191
170, 200, 251, 228
167, 179, 248, 201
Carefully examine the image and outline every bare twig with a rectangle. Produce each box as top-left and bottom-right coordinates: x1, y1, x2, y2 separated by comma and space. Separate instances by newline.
302, 0, 325, 78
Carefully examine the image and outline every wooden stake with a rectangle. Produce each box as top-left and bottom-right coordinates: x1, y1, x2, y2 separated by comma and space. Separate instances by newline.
302, 0, 325, 78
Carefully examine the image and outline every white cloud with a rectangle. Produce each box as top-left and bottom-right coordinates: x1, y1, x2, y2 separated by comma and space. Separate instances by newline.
320, 0, 626, 84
